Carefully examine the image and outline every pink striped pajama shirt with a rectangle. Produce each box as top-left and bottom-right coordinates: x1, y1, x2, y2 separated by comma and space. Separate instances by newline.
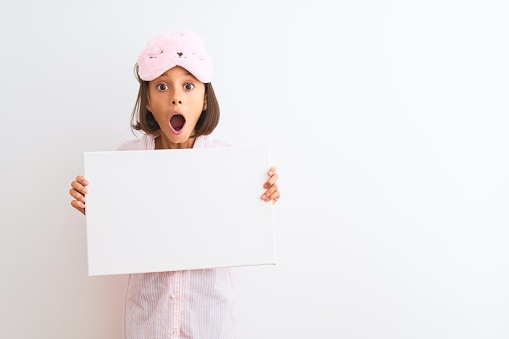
116, 134, 237, 339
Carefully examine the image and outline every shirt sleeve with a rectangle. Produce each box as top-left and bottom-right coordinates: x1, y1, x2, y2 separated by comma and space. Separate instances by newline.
115, 134, 154, 151
115, 139, 140, 151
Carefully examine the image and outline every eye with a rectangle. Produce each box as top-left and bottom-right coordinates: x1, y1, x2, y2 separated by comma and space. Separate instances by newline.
156, 83, 168, 91
183, 83, 194, 90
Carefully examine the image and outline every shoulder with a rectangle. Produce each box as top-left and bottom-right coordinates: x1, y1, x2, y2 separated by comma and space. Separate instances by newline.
115, 134, 156, 151
194, 135, 234, 149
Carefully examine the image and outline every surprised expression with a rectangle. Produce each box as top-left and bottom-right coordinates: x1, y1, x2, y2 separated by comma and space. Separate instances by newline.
147, 66, 206, 148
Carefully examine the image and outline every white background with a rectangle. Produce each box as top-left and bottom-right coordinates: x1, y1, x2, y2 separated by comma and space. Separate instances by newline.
1, 0, 508, 338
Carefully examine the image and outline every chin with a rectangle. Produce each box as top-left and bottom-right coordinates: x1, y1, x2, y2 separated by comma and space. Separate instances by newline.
168, 132, 192, 145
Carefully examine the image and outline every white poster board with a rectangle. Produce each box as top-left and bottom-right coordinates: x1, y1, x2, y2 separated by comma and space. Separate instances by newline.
84, 147, 275, 276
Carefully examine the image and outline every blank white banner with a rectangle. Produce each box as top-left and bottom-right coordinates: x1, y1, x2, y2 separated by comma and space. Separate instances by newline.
84, 147, 275, 276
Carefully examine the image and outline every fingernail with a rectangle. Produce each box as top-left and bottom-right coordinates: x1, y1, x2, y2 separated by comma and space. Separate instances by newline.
80, 197, 86, 203
268, 171, 273, 176
265, 197, 270, 202
83, 188, 88, 194
261, 195, 267, 200
263, 184, 268, 189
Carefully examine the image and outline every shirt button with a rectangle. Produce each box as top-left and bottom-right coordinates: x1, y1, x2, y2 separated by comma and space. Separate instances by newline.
172, 329, 178, 335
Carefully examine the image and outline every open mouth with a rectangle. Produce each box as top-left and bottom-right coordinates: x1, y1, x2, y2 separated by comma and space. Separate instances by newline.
169, 113, 186, 132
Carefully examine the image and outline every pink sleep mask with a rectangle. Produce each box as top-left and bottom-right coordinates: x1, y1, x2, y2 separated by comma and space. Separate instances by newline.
137, 30, 213, 83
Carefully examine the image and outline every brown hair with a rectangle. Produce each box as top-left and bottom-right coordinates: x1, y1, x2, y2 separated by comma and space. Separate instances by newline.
130, 64, 220, 137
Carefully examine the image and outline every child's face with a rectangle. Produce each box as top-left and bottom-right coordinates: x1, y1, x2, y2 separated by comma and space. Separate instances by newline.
147, 66, 206, 148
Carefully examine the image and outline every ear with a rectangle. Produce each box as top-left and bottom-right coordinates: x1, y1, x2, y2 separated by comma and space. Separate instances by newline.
203, 94, 207, 111
146, 98, 151, 112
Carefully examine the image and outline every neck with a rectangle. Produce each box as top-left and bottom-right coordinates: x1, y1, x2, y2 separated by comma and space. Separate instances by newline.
155, 135, 196, 149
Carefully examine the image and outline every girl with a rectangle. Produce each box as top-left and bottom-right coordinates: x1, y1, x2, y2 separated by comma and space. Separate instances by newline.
69, 30, 280, 338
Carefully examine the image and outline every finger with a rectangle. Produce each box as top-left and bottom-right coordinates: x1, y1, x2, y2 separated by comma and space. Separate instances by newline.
69, 188, 87, 203
265, 189, 281, 204
71, 180, 88, 196
261, 183, 278, 201
263, 173, 279, 189
267, 166, 277, 177
76, 176, 89, 186
70, 199, 86, 209
70, 199, 86, 215
265, 183, 279, 198
69, 186, 86, 202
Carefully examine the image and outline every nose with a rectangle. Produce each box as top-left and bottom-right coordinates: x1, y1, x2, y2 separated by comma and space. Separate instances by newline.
171, 90, 182, 105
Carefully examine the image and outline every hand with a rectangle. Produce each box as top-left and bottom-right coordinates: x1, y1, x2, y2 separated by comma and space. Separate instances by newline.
69, 175, 89, 215
261, 166, 281, 205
